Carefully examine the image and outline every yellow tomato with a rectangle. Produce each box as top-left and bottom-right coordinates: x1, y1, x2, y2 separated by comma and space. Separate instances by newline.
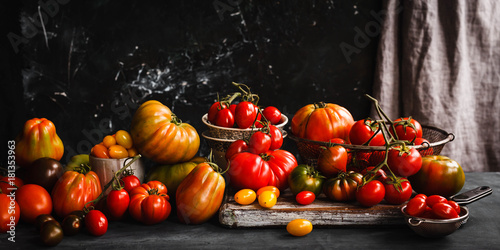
286, 219, 313, 237
103, 135, 116, 148
258, 190, 277, 208
108, 144, 128, 159
127, 147, 138, 157
257, 186, 280, 198
115, 130, 133, 149
234, 189, 257, 205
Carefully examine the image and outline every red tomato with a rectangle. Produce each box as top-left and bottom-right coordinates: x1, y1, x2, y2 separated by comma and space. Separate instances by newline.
214, 108, 235, 128
296, 191, 315, 205
248, 131, 272, 154
349, 119, 385, 146
426, 195, 448, 208
268, 125, 283, 150
228, 150, 298, 191
405, 196, 428, 217
390, 117, 423, 142
408, 155, 465, 197
262, 106, 282, 125
432, 202, 459, 219
129, 181, 171, 225
291, 102, 354, 143
0, 193, 20, 233
16, 184, 53, 224
208, 101, 228, 124
448, 200, 461, 215
106, 188, 130, 220
414, 193, 427, 200
225, 139, 248, 161
317, 145, 347, 177
85, 209, 108, 236
329, 138, 346, 144
356, 180, 385, 207
323, 171, 363, 202
413, 137, 434, 156
387, 147, 422, 177
0, 176, 24, 194
235, 101, 258, 129
121, 175, 141, 193
383, 178, 412, 205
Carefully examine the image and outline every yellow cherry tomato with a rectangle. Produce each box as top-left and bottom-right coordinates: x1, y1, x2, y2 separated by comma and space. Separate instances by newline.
127, 147, 138, 157
234, 189, 257, 205
91, 144, 110, 159
257, 186, 280, 198
103, 135, 116, 148
287, 219, 313, 237
108, 144, 129, 159
258, 190, 277, 208
115, 130, 133, 149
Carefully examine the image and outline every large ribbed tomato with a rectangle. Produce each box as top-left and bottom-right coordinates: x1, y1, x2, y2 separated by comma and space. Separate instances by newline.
129, 180, 171, 225
51, 166, 102, 218
130, 100, 200, 164
408, 155, 465, 197
291, 102, 354, 142
322, 171, 363, 202
228, 150, 298, 191
176, 162, 225, 224
14, 118, 64, 167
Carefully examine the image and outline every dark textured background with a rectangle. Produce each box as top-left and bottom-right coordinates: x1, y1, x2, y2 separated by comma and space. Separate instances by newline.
2, 0, 382, 167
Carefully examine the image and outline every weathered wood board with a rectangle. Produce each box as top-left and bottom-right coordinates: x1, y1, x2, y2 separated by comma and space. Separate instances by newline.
219, 189, 405, 228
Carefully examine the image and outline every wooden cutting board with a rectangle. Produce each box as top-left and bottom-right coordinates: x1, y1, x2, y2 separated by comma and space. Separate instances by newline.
219, 189, 405, 228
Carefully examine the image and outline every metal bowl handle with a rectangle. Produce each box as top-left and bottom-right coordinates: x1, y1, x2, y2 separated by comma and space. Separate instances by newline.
408, 218, 422, 227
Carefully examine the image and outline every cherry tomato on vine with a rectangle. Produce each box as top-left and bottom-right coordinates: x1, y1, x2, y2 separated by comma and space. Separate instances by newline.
214, 108, 235, 128
296, 191, 315, 205
390, 117, 423, 142
258, 190, 277, 208
387, 147, 422, 177
235, 101, 258, 129
432, 202, 459, 219
356, 180, 385, 207
426, 195, 448, 208
268, 125, 283, 150
262, 106, 282, 125
256, 186, 280, 198
106, 188, 130, 220
349, 119, 385, 146
121, 175, 141, 193
405, 196, 428, 217
85, 210, 108, 236
287, 219, 313, 237
234, 189, 257, 205
383, 178, 412, 205
208, 101, 228, 123
248, 131, 272, 154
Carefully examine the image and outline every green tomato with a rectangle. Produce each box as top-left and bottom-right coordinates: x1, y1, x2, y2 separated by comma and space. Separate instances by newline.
146, 156, 206, 198
65, 154, 90, 171
287, 164, 325, 196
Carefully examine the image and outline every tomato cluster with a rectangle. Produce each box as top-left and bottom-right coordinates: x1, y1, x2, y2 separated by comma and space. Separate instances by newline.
234, 186, 280, 208
91, 130, 139, 159
405, 194, 461, 219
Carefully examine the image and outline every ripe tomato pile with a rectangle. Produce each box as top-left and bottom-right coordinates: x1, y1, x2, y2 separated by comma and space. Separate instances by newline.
91, 130, 139, 159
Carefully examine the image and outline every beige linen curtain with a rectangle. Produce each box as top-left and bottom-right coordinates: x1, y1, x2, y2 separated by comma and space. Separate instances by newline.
372, 0, 500, 171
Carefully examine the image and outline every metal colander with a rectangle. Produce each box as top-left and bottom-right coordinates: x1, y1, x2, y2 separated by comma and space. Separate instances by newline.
288, 125, 455, 166
401, 205, 469, 238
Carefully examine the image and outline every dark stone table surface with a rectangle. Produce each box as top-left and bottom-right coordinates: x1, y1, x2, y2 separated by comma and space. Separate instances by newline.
2, 172, 499, 249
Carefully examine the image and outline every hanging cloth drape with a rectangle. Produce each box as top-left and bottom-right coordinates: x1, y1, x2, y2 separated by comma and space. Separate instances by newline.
372, 0, 500, 171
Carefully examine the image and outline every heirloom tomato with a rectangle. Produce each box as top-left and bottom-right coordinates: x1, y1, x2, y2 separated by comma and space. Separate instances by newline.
387, 147, 422, 177
356, 180, 385, 207
14, 118, 64, 167
16, 184, 53, 224
296, 191, 315, 205
228, 150, 298, 191
0, 193, 20, 233
383, 178, 412, 205
288, 164, 325, 196
349, 118, 385, 146
146, 156, 206, 199
408, 155, 465, 197
390, 117, 423, 142
176, 162, 225, 224
130, 100, 200, 164
106, 188, 130, 220
40, 220, 63, 246
262, 106, 282, 125
235, 101, 259, 129
61, 214, 81, 236
85, 209, 108, 236
129, 180, 171, 225
287, 219, 313, 237
317, 145, 347, 177
21, 157, 63, 192
51, 166, 102, 218
291, 102, 354, 142
322, 171, 362, 202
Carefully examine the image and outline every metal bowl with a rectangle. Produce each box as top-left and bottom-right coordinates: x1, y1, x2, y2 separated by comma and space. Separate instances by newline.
401, 205, 469, 238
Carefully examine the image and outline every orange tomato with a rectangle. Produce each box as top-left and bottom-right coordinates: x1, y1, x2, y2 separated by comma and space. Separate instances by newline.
91, 144, 110, 159
257, 186, 280, 198
108, 145, 128, 159
115, 130, 133, 149
103, 135, 116, 148
234, 189, 257, 205
127, 147, 138, 157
